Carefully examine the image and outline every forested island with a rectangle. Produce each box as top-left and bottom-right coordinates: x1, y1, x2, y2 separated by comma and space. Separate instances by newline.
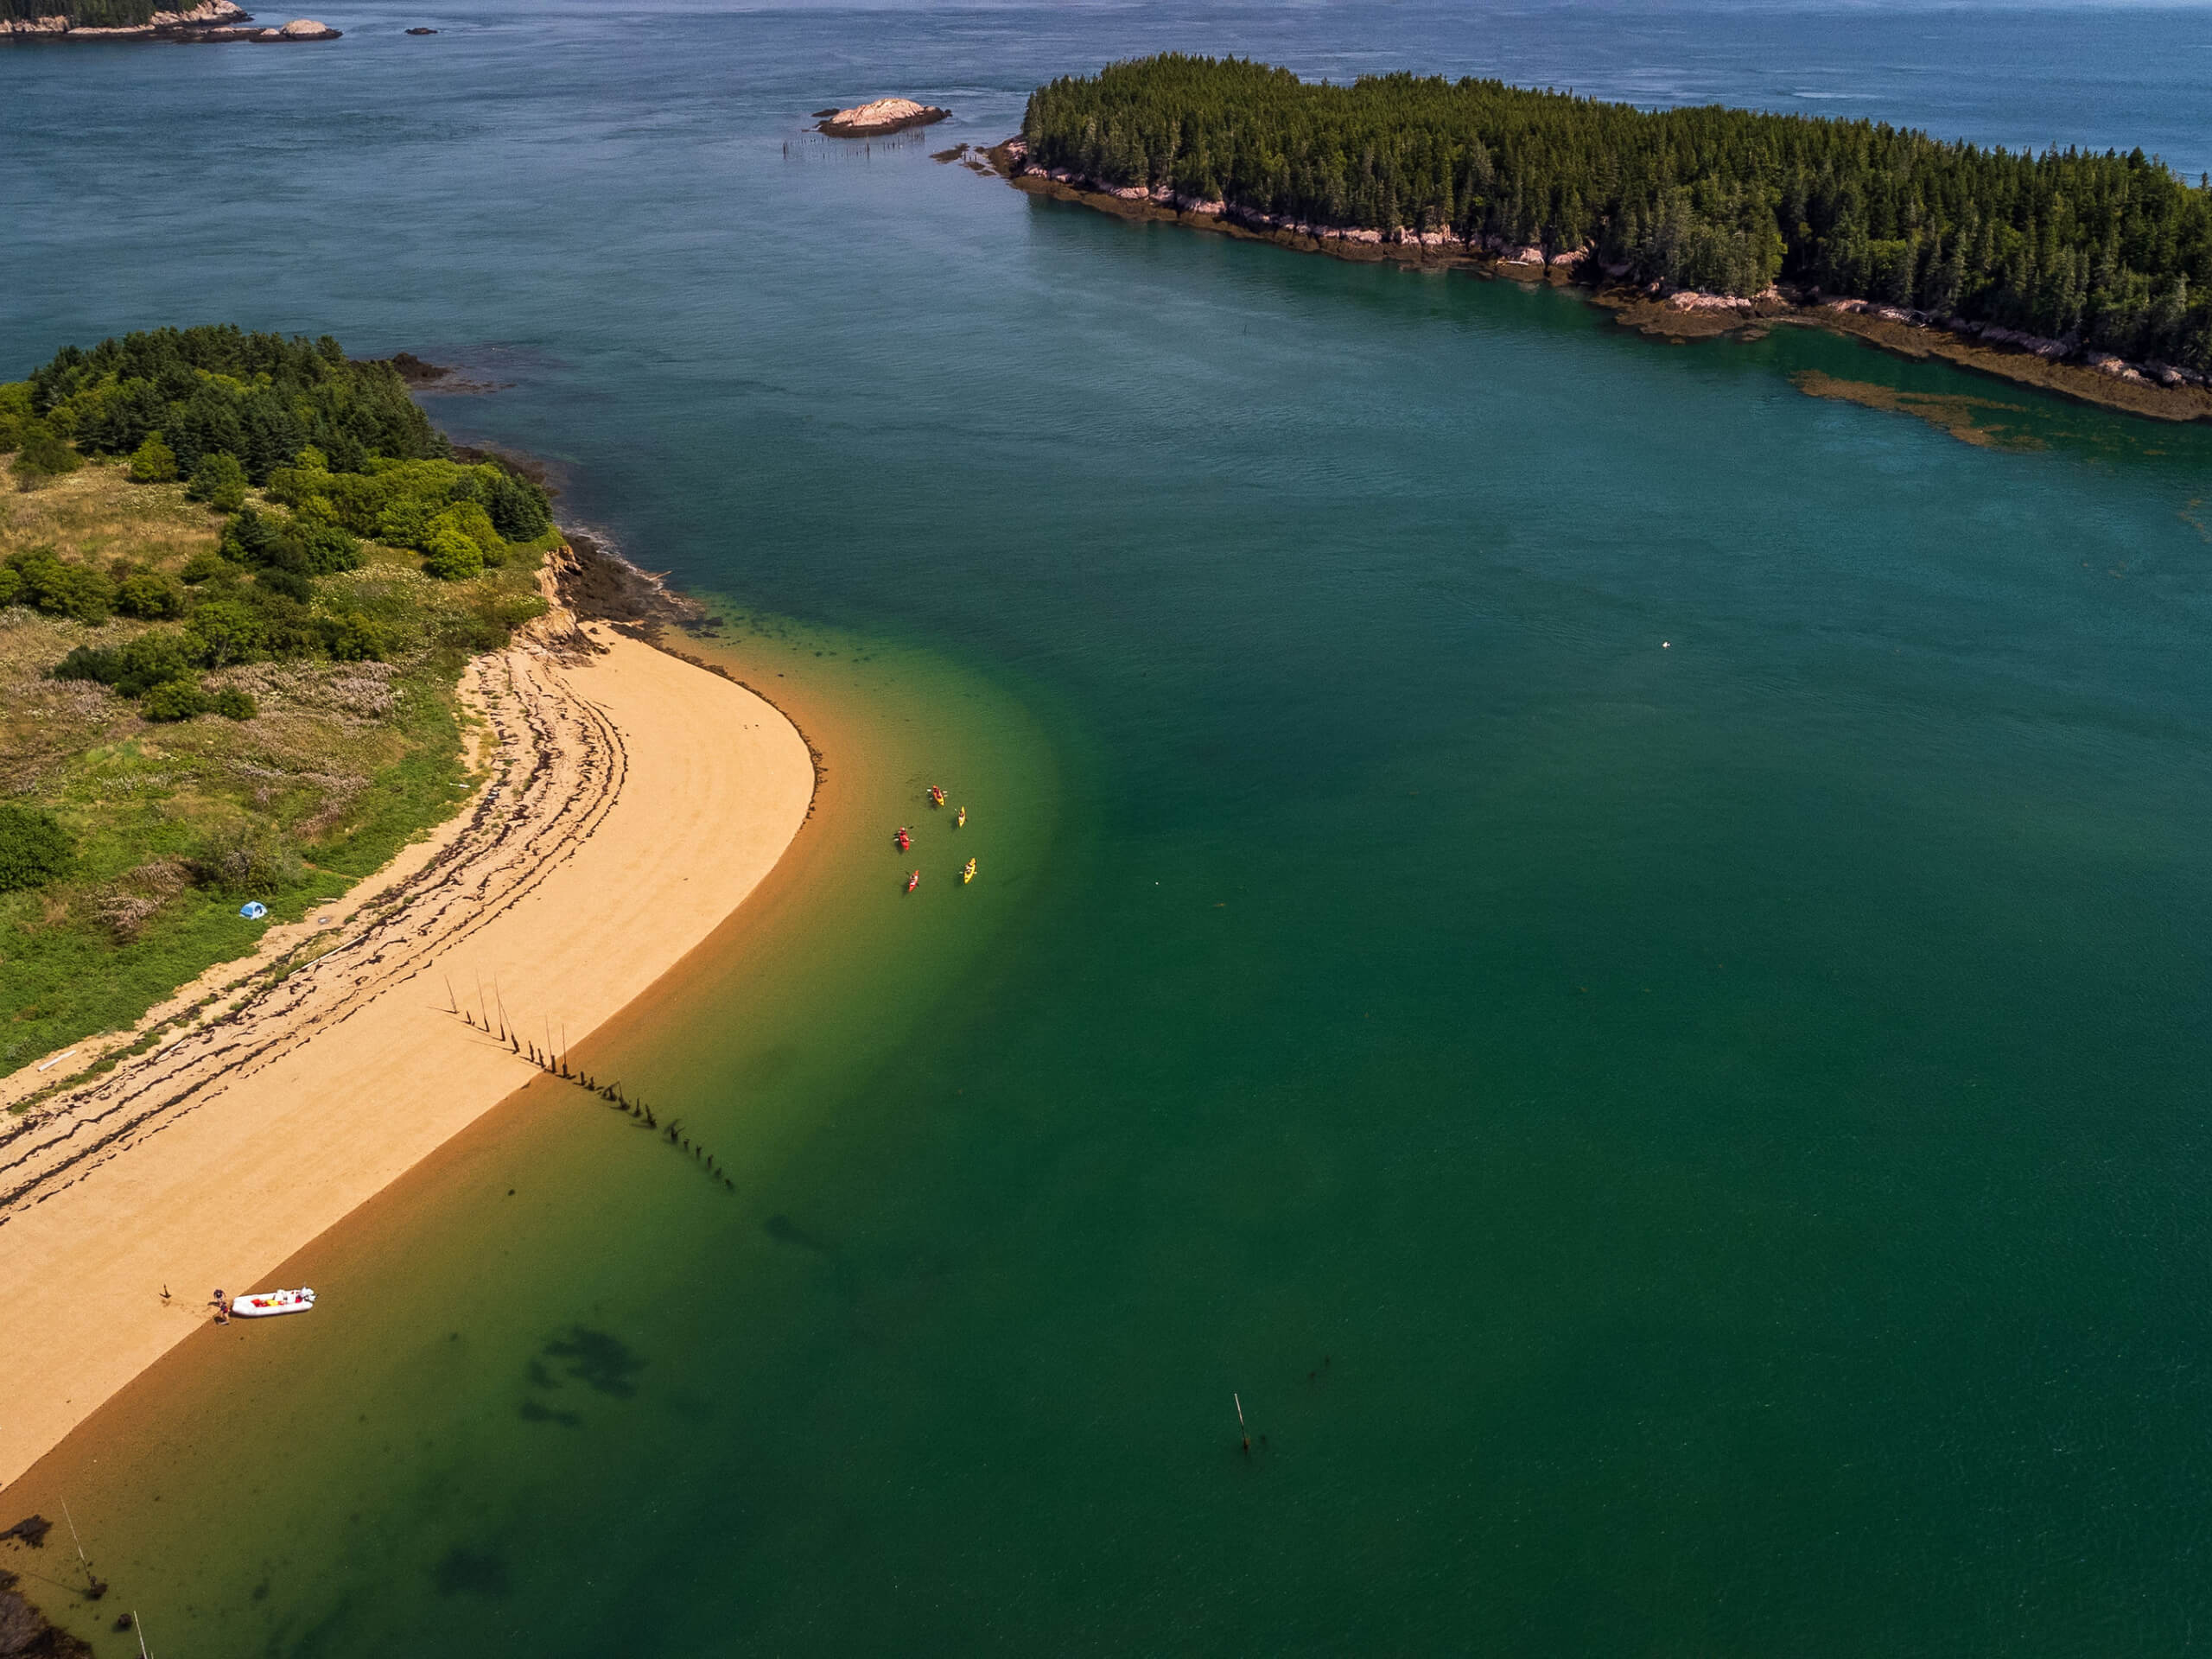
1011, 56, 2212, 413
0, 326, 555, 1071
1, 0, 336, 40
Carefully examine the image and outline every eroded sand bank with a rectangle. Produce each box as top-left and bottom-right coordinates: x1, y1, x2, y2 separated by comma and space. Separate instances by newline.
0, 607, 815, 1489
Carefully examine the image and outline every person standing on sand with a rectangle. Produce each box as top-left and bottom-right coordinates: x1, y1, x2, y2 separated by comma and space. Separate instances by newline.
210, 1288, 229, 1325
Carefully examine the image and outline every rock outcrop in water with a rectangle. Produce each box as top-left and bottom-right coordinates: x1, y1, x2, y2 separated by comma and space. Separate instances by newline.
815, 97, 950, 137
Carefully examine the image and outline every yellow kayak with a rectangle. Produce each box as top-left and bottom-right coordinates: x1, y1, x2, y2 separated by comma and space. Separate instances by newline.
956, 806, 967, 828
962, 858, 976, 884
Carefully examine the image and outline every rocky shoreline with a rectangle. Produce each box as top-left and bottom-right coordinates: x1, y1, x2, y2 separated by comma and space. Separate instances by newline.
991, 139, 2212, 426
1, 1, 338, 40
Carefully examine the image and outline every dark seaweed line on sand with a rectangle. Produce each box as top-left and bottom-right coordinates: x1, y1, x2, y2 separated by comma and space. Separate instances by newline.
0, 651, 627, 1221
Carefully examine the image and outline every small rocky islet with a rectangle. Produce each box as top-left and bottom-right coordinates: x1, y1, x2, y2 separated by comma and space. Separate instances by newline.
812, 96, 950, 137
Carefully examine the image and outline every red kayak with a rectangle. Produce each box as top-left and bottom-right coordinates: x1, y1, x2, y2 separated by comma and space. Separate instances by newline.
905, 870, 921, 893
894, 827, 912, 851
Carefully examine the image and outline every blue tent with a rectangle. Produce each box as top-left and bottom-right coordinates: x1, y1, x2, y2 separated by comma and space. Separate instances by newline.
239, 901, 269, 920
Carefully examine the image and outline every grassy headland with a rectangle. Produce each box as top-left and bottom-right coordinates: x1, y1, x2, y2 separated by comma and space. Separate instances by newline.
0, 327, 556, 1077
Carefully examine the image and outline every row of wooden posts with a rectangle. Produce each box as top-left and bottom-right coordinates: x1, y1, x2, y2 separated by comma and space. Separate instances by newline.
446, 980, 734, 1193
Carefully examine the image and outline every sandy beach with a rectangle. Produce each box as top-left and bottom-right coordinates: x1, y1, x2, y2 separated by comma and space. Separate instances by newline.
0, 588, 816, 1491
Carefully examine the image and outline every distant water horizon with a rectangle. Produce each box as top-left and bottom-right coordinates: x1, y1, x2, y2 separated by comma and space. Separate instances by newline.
5, 2, 2212, 1652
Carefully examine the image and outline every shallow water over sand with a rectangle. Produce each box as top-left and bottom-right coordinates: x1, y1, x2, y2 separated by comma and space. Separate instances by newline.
6, 3, 2212, 1652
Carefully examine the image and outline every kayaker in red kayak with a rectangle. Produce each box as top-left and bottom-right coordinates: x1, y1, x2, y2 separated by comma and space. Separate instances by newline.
894, 826, 912, 851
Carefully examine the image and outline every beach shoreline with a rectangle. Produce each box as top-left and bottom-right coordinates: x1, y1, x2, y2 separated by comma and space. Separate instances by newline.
0, 552, 817, 1492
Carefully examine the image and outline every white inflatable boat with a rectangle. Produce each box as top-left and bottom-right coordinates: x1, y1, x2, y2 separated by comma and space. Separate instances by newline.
232, 1287, 316, 1318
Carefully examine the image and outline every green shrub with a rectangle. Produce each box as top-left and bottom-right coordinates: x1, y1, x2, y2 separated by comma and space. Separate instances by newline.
9, 546, 116, 623
116, 571, 186, 619
53, 644, 121, 685
257, 567, 314, 603
0, 803, 72, 893
422, 525, 484, 581
184, 598, 268, 667
377, 495, 434, 549
114, 630, 197, 696
140, 677, 210, 722
219, 505, 278, 565
191, 823, 301, 894
482, 467, 553, 540
12, 423, 82, 490
0, 567, 21, 608
294, 521, 361, 575
429, 499, 505, 565
208, 686, 257, 721
0, 382, 30, 454
320, 610, 393, 662
185, 450, 247, 512
128, 435, 180, 483
220, 505, 359, 575
442, 589, 549, 652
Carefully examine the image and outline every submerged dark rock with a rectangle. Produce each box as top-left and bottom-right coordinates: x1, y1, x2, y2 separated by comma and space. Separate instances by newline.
0, 1568, 92, 1659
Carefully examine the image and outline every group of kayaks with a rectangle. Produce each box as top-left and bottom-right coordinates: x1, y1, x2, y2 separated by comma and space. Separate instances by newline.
896, 785, 976, 893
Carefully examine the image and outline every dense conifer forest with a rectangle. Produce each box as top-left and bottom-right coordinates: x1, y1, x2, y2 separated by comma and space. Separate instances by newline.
0, 0, 162, 22
1021, 55, 2212, 370
22, 325, 442, 479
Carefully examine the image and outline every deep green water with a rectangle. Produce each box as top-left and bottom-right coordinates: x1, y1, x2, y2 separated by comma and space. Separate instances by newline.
7, 3, 2212, 1652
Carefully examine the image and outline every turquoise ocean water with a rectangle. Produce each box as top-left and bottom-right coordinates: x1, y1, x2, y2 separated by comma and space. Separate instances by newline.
6, 3, 2212, 1651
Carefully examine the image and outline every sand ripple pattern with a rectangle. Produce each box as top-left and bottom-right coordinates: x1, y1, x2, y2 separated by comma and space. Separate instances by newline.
0, 645, 625, 1224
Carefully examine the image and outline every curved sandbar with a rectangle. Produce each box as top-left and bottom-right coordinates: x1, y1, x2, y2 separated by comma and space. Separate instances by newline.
0, 588, 815, 1490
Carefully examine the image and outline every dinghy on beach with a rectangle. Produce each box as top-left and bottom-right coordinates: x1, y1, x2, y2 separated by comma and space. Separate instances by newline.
232, 1287, 316, 1318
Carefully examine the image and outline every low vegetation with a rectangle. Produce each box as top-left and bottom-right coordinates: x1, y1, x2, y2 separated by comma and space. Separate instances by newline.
1023, 54, 2212, 368
0, 327, 557, 1076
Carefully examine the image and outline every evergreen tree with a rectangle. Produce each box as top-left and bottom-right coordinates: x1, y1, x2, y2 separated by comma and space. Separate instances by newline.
1022, 55, 2212, 366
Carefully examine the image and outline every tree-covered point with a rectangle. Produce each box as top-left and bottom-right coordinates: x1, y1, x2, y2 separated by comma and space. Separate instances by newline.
1022, 55, 2212, 368
0, 0, 160, 22
22, 325, 442, 480
0, 327, 558, 729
